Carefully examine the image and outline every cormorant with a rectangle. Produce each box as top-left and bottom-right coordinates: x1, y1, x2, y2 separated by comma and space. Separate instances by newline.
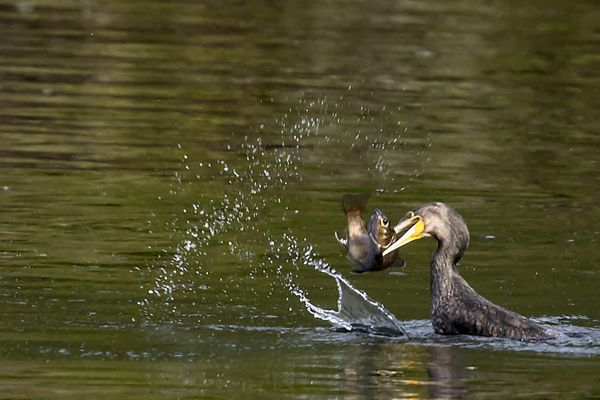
383, 202, 553, 340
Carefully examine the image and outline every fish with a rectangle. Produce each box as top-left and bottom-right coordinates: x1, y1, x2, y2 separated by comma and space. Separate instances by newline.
335, 193, 405, 273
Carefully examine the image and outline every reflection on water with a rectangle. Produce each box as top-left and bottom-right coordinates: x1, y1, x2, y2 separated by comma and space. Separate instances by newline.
427, 346, 470, 399
1, 0, 600, 398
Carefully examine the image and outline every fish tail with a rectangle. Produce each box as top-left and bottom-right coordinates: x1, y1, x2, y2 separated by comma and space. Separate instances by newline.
341, 193, 370, 214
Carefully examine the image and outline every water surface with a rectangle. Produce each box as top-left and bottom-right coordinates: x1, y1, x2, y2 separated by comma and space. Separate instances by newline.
1, 0, 599, 398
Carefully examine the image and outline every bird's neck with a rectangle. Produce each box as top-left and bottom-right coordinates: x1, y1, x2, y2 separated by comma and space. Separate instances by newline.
430, 238, 461, 298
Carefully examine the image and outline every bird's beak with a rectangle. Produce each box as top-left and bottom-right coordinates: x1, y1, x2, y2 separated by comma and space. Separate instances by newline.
383, 215, 425, 256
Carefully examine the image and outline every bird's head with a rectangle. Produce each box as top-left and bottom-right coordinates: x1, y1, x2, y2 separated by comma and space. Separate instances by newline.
383, 202, 469, 257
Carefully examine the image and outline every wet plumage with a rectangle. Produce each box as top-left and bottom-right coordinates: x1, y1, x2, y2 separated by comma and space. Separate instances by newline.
385, 202, 553, 340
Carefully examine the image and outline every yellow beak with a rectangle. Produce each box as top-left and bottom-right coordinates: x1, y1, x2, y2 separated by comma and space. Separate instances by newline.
382, 215, 426, 257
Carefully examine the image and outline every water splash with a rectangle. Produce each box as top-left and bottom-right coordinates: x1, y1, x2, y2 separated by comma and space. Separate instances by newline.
291, 266, 406, 336
274, 96, 432, 193
260, 229, 405, 335
139, 137, 302, 322
138, 94, 432, 326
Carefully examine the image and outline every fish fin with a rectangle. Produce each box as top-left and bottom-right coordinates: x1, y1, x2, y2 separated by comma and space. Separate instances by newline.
341, 193, 370, 214
335, 231, 348, 249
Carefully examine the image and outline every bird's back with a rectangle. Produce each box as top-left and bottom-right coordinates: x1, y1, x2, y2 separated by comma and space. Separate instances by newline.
432, 273, 551, 339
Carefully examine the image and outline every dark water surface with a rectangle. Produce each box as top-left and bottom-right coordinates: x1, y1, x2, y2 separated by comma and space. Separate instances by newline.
1, 0, 600, 398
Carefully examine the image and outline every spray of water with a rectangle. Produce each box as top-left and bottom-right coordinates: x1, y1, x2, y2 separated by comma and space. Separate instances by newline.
291, 264, 406, 336
263, 231, 406, 335
138, 94, 431, 330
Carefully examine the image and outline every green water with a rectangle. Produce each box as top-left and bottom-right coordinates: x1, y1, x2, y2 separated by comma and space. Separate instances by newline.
1, 0, 599, 398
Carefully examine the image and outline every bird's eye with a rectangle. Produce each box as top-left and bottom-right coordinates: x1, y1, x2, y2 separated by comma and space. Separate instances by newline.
381, 217, 389, 226
405, 211, 414, 219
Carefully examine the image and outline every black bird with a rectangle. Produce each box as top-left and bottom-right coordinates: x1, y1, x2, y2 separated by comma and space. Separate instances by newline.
384, 202, 553, 340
